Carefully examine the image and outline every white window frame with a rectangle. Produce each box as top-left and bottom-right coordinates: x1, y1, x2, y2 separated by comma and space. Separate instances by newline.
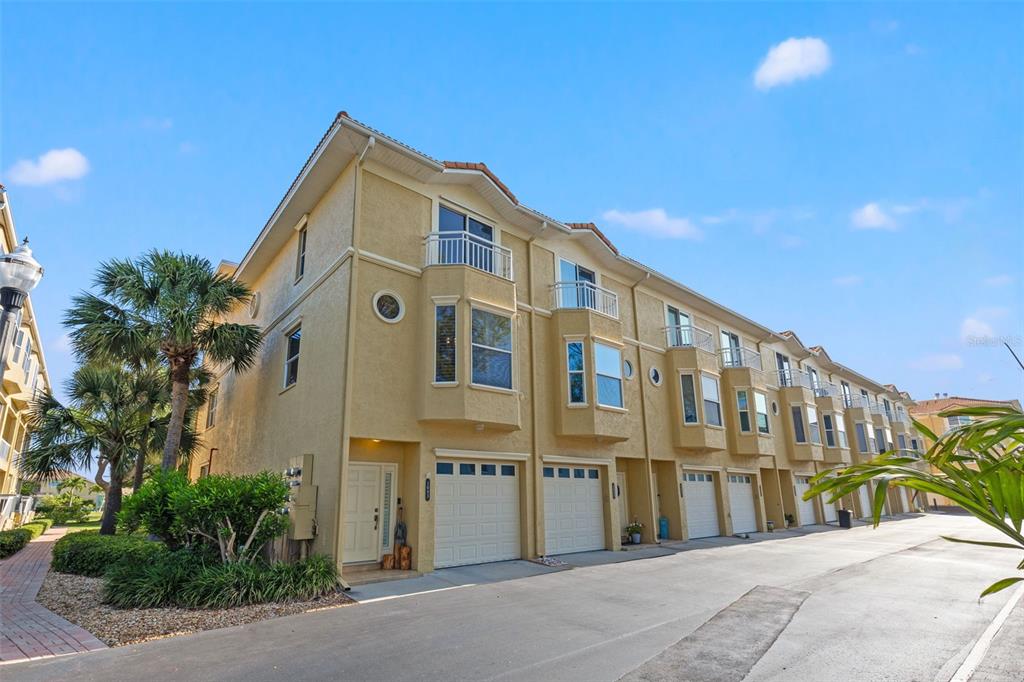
594, 341, 623, 409
807, 404, 821, 445
822, 412, 835, 447
754, 391, 770, 434
566, 339, 586, 406
470, 307, 513, 391
205, 388, 218, 429
792, 406, 807, 444
836, 412, 848, 448
701, 372, 722, 427
433, 301, 458, 385
295, 225, 308, 283
736, 389, 752, 433
680, 372, 699, 425
283, 323, 301, 388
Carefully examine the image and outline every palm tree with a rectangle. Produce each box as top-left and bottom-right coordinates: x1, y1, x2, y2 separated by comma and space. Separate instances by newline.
807, 405, 1024, 597
18, 364, 191, 534
63, 251, 261, 470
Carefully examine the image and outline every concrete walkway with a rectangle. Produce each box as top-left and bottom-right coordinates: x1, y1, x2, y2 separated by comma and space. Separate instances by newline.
0, 527, 107, 663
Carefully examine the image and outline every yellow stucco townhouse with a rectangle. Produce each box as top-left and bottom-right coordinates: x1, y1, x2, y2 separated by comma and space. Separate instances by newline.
192, 113, 922, 578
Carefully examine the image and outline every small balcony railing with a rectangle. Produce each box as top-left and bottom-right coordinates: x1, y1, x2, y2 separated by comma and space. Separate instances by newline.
813, 381, 839, 398
553, 281, 619, 319
424, 232, 514, 281
844, 394, 871, 409
778, 368, 812, 389
665, 325, 714, 351
870, 402, 888, 418
719, 346, 763, 370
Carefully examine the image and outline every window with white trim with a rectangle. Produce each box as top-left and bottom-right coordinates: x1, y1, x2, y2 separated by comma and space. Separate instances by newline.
897, 434, 907, 450
946, 415, 972, 431
295, 226, 307, 281
21, 336, 32, 374
567, 341, 585, 405
206, 388, 218, 429
855, 422, 869, 452
841, 381, 852, 407
874, 427, 887, 454
680, 374, 698, 424
755, 391, 770, 434
283, 325, 301, 387
736, 390, 752, 433
822, 413, 835, 447
792, 406, 807, 443
10, 329, 25, 364
701, 373, 722, 426
594, 342, 623, 408
471, 308, 512, 389
807, 405, 821, 444
434, 304, 456, 383
836, 413, 848, 447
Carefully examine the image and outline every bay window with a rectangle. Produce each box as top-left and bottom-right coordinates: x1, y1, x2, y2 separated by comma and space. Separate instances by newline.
594, 342, 623, 408
471, 308, 512, 389
807, 405, 821, 444
836, 413, 848, 447
736, 390, 752, 432
567, 341, 585, 405
792, 406, 807, 443
434, 304, 457, 383
701, 373, 722, 426
680, 374, 699, 424
755, 392, 770, 434
822, 413, 835, 447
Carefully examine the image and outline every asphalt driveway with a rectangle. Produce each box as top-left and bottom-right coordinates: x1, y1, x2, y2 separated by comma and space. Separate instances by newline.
5, 514, 1020, 681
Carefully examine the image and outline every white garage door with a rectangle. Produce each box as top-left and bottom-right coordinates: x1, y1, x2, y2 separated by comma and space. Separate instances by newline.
823, 499, 838, 523
727, 474, 757, 534
434, 460, 520, 568
858, 487, 872, 519
794, 477, 817, 526
683, 471, 720, 538
544, 466, 605, 555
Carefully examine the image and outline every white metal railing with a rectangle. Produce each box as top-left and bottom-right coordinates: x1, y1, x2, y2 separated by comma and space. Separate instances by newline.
813, 381, 839, 398
719, 346, 763, 370
424, 232, 514, 281
777, 368, 813, 389
870, 402, 888, 417
664, 325, 714, 351
553, 281, 619, 319
0, 439, 10, 464
844, 394, 872, 409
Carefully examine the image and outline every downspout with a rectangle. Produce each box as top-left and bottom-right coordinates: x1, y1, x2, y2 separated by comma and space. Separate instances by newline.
335, 134, 375, 583
527, 222, 546, 556
629, 272, 659, 543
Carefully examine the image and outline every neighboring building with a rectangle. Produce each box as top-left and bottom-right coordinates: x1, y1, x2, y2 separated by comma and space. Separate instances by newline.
194, 113, 922, 577
0, 186, 51, 520
910, 395, 1022, 508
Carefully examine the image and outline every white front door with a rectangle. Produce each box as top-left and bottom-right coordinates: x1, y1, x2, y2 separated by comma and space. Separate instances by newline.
434, 460, 520, 568
544, 466, 606, 555
344, 464, 382, 563
727, 474, 757, 534
794, 477, 817, 526
617, 472, 629, 532
683, 471, 720, 538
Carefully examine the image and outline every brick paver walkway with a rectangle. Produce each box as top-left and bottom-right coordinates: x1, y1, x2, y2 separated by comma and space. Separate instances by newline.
0, 527, 107, 663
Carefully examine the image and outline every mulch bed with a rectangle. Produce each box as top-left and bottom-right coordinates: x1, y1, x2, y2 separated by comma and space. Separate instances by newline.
37, 571, 355, 647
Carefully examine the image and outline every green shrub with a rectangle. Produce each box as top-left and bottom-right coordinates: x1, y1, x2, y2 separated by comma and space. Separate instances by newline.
23, 518, 53, 538
103, 550, 204, 608
51, 530, 167, 577
118, 471, 189, 547
0, 528, 33, 558
172, 472, 289, 563
177, 556, 338, 608
50, 502, 92, 525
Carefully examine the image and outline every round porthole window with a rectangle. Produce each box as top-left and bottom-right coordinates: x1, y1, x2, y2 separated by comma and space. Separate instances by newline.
623, 359, 634, 380
248, 291, 261, 319
772, 401, 779, 415
649, 367, 662, 386
373, 291, 405, 323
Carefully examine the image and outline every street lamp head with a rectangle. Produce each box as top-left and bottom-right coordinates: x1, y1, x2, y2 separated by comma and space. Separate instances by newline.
0, 237, 44, 296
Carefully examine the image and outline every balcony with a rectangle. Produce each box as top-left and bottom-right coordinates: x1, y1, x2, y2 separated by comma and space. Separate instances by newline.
777, 368, 812, 389
665, 325, 714, 351
553, 281, 619, 319
424, 232, 514, 281
719, 347, 762, 371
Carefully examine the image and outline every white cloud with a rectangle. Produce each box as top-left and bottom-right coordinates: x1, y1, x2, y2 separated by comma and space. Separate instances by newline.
833, 274, 863, 287
754, 37, 832, 91
601, 208, 702, 240
983, 274, 1013, 287
51, 333, 73, 354
5, 148, 90, 186
960, 317, 994, 342
851, 202, 897, 230
911, 353, 963, 371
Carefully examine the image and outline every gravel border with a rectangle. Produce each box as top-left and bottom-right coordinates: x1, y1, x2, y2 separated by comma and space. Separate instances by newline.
37, 571, 355, 647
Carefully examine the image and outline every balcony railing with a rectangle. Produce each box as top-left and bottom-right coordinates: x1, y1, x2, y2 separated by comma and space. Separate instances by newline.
843, 394, 871, 409
553, 281, 619, 319
719, 346, 763, 370
778, 368, 812, 389
813, 381, 839, 398
424, 232, 514, 281
870, 402, 888, 418
664, 325, 714, 351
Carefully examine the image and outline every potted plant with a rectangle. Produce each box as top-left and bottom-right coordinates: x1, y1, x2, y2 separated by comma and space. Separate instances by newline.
784, 513, 795, 528
626, 520, 643, 545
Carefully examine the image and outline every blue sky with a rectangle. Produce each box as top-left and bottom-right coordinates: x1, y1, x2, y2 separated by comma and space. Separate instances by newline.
3, 2, 1022, 404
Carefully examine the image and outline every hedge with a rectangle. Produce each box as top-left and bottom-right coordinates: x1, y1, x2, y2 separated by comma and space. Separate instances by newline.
0, 518, 54, 559
51, 531, 168, 577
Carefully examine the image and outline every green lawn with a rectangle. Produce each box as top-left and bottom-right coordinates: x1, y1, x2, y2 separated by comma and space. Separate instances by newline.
61, 512, 103, 533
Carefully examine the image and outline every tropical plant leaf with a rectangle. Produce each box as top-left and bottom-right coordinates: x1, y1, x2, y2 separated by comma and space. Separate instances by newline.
979, 576, 1024, 598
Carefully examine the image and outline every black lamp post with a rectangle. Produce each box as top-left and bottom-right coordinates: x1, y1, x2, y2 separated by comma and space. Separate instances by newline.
0, 238, 44, 369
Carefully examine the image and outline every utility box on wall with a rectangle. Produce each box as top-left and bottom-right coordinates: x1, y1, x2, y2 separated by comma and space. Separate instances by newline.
284, 454, 317, 541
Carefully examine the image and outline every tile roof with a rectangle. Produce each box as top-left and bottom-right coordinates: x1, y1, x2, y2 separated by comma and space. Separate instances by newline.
565, 222, 620, 256
910, 396, 1022, 414
442, 161, 518, 205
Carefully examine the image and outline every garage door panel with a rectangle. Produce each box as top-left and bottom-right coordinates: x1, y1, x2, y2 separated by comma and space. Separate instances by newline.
435, 460, 521, 568
543, 467, 606, 555
795, 477, 816, 526
728, 474, 757, 534
684, 472, 721, 539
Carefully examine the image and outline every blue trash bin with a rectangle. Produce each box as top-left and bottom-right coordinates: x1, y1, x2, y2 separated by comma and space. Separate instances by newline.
658, 516, 669, 540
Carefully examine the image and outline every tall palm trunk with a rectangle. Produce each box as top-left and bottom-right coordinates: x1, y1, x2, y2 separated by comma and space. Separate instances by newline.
161, 358, 192, 471
134, 408, 154, 489
100, 475, 123, 535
